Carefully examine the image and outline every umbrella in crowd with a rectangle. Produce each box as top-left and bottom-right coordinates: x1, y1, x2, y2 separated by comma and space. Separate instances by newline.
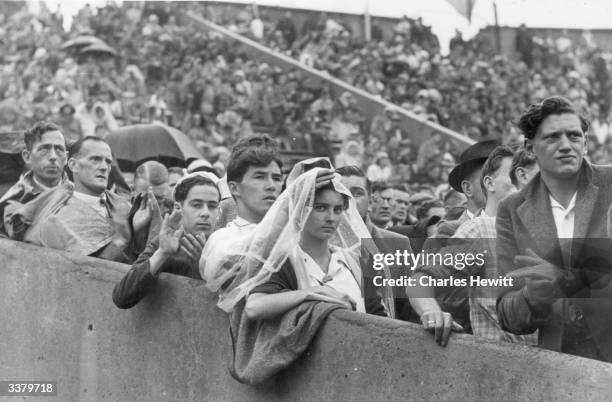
80, 42, 118, 58
106, 124, 203, 171
60, 35, 106, 51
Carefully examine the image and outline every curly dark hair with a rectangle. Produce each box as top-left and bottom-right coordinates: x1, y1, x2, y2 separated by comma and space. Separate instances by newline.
23, 121, 63, 151
516, 96, 589, 140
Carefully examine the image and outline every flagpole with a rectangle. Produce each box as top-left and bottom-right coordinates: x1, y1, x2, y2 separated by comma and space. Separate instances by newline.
493, 0, 501, 53
364, 0, 371, 41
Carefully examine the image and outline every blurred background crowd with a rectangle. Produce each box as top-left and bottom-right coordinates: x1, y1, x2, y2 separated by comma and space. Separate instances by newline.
0, 1, 611, 198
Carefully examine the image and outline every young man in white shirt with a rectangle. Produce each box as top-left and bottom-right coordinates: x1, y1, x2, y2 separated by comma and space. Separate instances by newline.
201, 134, 284, 286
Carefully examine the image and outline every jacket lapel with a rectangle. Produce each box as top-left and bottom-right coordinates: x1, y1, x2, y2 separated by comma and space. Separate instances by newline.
574, 165, 603, 239
516, 176, 563, 265
572, 166, 599, 259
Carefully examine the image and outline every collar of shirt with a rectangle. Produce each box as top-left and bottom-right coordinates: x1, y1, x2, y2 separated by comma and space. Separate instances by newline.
548, 192, 577, 238
466, 209, 476, 219
228, 216, 255, 228
295, 245, 350, 283
73, 191, 109, 216
32, 174, 57, 192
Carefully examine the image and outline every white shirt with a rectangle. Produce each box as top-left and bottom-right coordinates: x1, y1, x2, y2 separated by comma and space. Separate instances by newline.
549, 192, 577, 238
291, 246, 365, 313
200, 216, 257, 283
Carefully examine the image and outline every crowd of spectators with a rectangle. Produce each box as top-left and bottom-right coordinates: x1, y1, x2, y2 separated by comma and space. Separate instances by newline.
210, 3, 612, 161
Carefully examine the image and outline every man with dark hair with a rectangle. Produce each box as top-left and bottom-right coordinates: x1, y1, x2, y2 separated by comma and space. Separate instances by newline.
369, 181, 394, 229
509, 147, 539, 190
201, 134, 283, 283
497, 96, 612, 361
1, 121, 69, 237
335, 165, 417, 322
14, 136, 154, 262
113, 174, 220, 308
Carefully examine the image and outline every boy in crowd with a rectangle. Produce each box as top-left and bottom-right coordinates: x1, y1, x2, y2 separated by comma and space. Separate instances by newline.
113, 173, 220, 308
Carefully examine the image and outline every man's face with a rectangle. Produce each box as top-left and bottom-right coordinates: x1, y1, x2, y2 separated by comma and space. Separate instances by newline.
339, 175, 369, 220
485, 157, 516, 201
391, 190, 410, 223
369, 188, 394, 227
463, 168, 486, 209
134, 176, 170, 200
22, 130, 67, 187
180, 184, 219, 236
527, 113, 586, 180
230, 161, 282, 221
69, 140, 113, 196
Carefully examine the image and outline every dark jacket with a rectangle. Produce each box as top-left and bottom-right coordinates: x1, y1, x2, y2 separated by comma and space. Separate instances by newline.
496, 163, 612, 361
112, 235, 201, 309
368, 224, 419, 322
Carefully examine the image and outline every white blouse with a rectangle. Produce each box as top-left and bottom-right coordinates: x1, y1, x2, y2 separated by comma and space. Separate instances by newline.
290, 246, 365, 313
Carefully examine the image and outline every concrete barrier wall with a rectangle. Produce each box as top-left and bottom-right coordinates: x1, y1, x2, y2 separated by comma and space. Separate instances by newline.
1, 238, 612, 401
182, 14, 474, 152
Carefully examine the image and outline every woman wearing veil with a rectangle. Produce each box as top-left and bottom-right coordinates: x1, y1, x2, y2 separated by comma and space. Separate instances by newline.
213, 166, 394, 317
222, 167, 395, 384
245, 178, 364, 318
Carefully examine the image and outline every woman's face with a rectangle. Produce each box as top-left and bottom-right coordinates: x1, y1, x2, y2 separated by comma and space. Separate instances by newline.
304, 189, 346, 241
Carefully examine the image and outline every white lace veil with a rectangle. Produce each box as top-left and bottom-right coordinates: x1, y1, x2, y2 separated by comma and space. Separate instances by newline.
208, 167, 396, 317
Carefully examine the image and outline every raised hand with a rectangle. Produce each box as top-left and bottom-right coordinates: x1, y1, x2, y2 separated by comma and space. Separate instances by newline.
314, 169, 336, 189
179, 232, 207, 264
133, 189, 154, 233
158, 209, 183, 255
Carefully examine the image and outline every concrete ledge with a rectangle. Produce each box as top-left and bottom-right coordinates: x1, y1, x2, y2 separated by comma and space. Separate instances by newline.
0, 238, 611, 401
